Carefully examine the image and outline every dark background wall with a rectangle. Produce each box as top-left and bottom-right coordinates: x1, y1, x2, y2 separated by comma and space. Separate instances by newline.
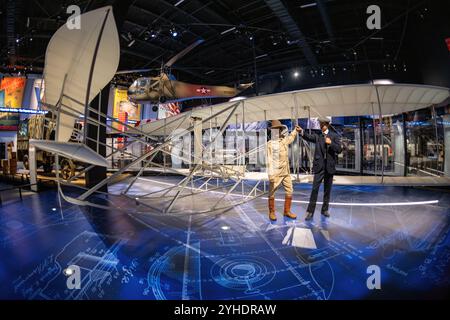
254, 0, 449, 94
405, 0, 450, 87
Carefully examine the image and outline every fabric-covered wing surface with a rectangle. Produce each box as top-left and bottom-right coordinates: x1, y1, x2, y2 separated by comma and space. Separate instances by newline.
137, 84, 449, 136
44, 6, 120, 142
30, 140, 108, 167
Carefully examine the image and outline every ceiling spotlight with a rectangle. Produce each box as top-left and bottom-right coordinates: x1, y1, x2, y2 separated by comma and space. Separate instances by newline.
293, 71, 299, 78
144, 29, 158, 41
271, 35, 279, 46
170, 26, 178, 37
16, 38, 19, 43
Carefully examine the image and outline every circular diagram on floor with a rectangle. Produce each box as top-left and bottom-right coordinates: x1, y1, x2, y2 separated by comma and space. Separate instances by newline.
210, 255, 276, 294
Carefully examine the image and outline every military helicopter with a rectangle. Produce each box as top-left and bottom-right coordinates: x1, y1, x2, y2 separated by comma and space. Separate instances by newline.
117, 40, 253, 103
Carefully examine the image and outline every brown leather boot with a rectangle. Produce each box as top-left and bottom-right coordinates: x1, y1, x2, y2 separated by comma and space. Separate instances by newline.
269, 197, 277, 221
283, 196, 297, 219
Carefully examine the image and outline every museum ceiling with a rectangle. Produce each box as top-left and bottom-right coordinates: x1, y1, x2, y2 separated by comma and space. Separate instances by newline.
0, 0, 439, 87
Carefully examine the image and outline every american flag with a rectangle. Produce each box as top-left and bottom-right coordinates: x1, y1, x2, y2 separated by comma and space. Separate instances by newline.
160, 102, 181, 117
134, 102, 181, 127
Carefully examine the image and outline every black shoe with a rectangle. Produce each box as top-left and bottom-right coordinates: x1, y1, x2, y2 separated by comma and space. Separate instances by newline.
305, 212, 314, 221
321, 211, 330, 218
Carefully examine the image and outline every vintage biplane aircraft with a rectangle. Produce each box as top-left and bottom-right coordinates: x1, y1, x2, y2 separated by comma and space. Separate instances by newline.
30, 6, 450, 216
117, 39, 253, 103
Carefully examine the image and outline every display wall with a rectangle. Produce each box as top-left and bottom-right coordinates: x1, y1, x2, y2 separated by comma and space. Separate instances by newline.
0, 77, 26, 130
327, 103, 450, 177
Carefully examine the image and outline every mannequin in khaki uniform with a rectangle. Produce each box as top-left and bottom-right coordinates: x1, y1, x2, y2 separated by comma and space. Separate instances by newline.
266, 120, 302, 221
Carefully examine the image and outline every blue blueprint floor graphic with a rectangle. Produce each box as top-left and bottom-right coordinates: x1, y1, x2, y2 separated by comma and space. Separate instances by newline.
0, 177, 449, 300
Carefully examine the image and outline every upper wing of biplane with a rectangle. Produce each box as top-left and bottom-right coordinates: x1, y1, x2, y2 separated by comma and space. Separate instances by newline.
134, 83, 450, 136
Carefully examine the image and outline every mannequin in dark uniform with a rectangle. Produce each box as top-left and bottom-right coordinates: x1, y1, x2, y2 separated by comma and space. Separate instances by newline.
298, 117, 342, 220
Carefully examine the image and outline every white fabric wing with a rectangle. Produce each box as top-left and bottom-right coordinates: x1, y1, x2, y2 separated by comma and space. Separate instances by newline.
44, 6, 120, 142
137, 84, 449, 136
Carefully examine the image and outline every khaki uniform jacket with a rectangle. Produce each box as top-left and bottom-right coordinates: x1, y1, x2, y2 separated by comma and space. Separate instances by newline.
266, 130, 297, 179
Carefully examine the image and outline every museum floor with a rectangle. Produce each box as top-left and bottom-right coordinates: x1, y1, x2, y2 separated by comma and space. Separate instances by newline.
0, 177, 449, 300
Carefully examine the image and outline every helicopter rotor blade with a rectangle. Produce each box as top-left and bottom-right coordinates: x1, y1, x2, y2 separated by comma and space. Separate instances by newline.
116, 40, 203, 75
115, 68, 160, 75
165, 39, 204, 68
